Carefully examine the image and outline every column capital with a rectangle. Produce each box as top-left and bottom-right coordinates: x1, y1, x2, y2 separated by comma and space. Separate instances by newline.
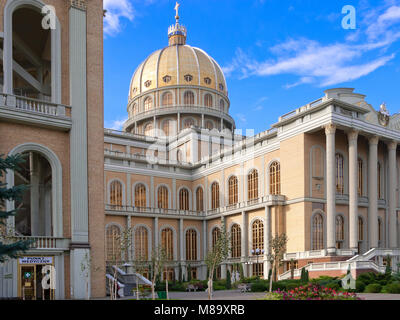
70, 0, 87, 11
347, 129, 359, 142
368, 136, 379, 146
324, 123, 336, 135
386, 140, 398, 151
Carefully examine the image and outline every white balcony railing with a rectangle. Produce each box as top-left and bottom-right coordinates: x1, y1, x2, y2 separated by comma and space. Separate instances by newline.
0, 93, 71, 118
4, 236, 70, 251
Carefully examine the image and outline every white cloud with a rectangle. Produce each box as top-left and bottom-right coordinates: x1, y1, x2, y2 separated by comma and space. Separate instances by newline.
106, 117, 128, 130
104, 0, 135, 36
223, 3, 400, 88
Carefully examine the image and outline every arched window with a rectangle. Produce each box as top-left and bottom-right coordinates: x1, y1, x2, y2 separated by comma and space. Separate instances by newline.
378, 162, 382, 199
220, 99, 225, 112
212, 227, 221, 248
212, 227, 222, 279
196, 187, 204, 212
144, 97, 153, 111
211, 182, 220, 209
161, 228, 174, 260
248, 169, 259, 200
134, 184, 146, 207
231, 224, 241, 258
162, 92, 173, 106
157, 186, 169, 209
135, 226, 148, 260
358, 159, 363, 196
162, 119, 173, 136
378, 218, 382, 245
228, 176, 238, 205
186, 229, 197, 260
184, 118, 195, 129
312, 213, 324, 250
335, 215, 344, 249
358, 217, 364, 253
106, 225, 121, 261
358, 217, 364, 241
336, 154, 344, 194
270, 161, 281, 195
110, 181, 123, 206
252, 219, 264, 251
205, 121, 214, 130
184, 91, 194, 105
131, 103, 137, 116
144, 123, 153, 136
179, 188, 189, 211
204, 94, 213, 107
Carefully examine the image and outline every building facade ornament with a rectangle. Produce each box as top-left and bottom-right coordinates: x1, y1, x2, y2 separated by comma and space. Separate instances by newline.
324, 123, 336, 135
70, 0, 87, 11
378, 102, 390, 126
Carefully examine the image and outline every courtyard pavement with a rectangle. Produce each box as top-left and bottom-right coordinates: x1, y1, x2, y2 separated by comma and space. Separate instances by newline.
99, 289, 400, 300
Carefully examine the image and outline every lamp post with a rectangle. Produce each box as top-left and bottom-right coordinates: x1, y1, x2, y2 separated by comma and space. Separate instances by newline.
251, 248, 264, 278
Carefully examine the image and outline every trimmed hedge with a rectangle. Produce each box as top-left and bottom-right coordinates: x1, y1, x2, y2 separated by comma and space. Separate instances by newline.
364, 283, 382, 293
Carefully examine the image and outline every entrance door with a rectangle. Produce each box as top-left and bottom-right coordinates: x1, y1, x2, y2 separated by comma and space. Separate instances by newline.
19, 264, 55, 300
20, 266, 35, 300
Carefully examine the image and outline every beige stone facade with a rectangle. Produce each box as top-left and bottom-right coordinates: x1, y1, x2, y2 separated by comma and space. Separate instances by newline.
1, 1, 400, 300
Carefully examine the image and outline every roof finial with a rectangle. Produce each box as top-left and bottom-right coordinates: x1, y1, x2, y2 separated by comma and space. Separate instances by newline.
174, 2, 180, 23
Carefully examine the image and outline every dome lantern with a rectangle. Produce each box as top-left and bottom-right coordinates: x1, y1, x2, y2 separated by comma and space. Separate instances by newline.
168, 2, 187, 46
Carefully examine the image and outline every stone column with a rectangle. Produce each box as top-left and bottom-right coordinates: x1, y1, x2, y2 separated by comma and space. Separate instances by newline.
221, 216, 227, 279
264, 206, 271, 280
368, 136, 379, 249
387, 141, 398, 248
202, 220, 207, 280
348, 130, 359, 251
325, 124, 336, 254
241, 211, 248, 262
154, 217, 159, 247
69, 1, 90, 299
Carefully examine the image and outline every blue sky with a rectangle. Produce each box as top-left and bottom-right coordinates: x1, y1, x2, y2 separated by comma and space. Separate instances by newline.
104, 0, 400, 134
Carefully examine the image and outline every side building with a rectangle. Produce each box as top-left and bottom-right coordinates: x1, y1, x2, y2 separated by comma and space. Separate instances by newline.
0, 0, 105, 299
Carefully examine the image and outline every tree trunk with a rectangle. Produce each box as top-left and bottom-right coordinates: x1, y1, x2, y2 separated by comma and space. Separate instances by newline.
269, 260, 275, 293
151, 280, 156, 300
136, 282, 140, 300
166, 278, 169, 300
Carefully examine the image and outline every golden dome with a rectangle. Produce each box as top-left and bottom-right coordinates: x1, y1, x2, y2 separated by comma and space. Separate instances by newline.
129, 44, 228, 101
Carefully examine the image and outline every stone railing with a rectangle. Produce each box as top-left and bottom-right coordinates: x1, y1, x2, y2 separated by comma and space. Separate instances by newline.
105, 204, 206, 217
5, 236, 70, 250
283, 248, 356, 261
278, 98, 324, 122
0, 93, 71, 118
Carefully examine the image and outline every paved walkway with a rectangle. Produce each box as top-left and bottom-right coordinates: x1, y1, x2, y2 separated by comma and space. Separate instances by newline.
100, 290, 400, 300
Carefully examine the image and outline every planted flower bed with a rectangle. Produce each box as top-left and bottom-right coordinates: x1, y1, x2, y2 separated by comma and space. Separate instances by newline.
263, 284, 360, 300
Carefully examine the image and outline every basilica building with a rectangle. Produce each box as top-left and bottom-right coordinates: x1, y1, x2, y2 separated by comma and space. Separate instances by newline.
1, 1, 400, 300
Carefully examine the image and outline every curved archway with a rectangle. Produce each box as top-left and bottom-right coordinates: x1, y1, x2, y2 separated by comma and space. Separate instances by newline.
7, 143, 63, 237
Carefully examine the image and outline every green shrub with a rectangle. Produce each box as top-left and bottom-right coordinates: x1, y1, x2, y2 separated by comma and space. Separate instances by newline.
383, 282, 400, 294
364, 283, 382, 293
250, 281, 268, 292
355, 280, 366, 293
325, 281, 340, 290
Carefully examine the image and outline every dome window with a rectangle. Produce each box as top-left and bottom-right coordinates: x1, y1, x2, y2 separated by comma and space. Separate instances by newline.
204, 94, 213, 108
184, 74, 193, 82
163, 75, 171, 83
220, 99, 225, 111
144, 80, 152, 88
219, 83, 224, 91
132, 87, 138, 95
144, 97, 153, 111
184, 91, 195, 105
204, 77, 212, 85
162, 92, 173, 106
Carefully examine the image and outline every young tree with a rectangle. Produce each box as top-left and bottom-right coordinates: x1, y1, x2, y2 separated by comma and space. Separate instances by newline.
0, 154, 31, 263
267, 233, 288, 292
290, 259, 295, 280
205, 225, 230, 300
226, 269, 231, 289
109, 227, 132, 300
150, 246, 167, 300
132, 254, 148, 300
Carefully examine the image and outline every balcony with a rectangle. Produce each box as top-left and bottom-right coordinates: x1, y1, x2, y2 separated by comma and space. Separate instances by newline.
0, 93, 72, 131
105, 204, 206, 217
4, 236, 70, 252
